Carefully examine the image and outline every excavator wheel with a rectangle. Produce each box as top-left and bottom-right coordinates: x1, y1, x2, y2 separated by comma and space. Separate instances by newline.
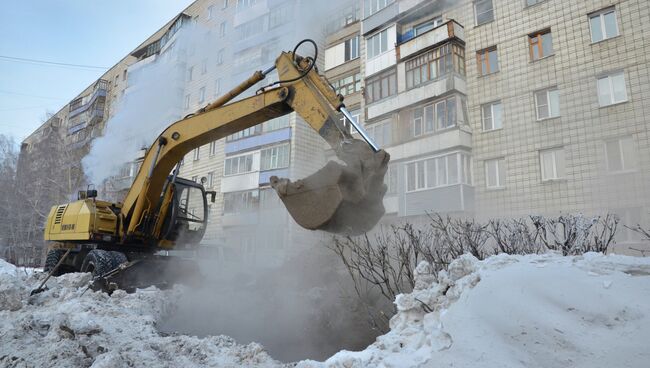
271, 139, 390, 236
44, 249, 68, 276
81, 250, 120, 278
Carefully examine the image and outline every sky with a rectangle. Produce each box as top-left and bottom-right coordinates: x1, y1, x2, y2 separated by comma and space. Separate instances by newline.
0, 0, 195, 144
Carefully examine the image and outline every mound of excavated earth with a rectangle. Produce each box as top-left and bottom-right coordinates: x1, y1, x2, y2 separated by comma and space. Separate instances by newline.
2, 252, 649, 368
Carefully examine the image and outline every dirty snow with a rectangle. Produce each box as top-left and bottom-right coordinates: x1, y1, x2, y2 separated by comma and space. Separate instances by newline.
2, 253, 650, 367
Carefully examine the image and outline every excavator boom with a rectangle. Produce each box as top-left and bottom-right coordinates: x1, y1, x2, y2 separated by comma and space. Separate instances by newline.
120, 41, 390, 242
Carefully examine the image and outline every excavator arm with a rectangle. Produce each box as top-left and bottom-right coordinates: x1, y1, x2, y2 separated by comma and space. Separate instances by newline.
120, 42, 389, 244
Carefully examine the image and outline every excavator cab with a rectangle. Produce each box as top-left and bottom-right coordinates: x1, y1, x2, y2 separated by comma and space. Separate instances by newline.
160, 177, 208, 245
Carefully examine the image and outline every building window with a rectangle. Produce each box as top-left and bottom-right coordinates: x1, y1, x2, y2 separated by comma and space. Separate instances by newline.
207, 171, 215, 188
367, 29, 389, 59
201, 59, 208, 75
262, 115, 290, 132
605, 137, 636, 172
365, 68, 397, 104
217, 49, 225, 65
474, 0, 494, 26
406, 153, 465, 192
529, 29, 553, 60
224, 154, 254, 176
405, 43, 465, 89
367, 121, 392, 147
435, 96, 457, 130
260, 144, 290, 171
224, 190, 259, 214
191, 176, 198, 182
481, 101, 503, 131
485, 158, 505, 188
365, 0, 394, 17
597, 72, 627, 106
385, 164, 397, 195
198, 87, 206, 103
193, 148, 200, 161
209, 141, 217, 156
222, 0, 229, 9
226, 126, 261, 141
540, 148, 565, 181
236, 0, 257, 11
411, 96, 460, 137
332, 72, 362, 96
534, 87, 560, 120
269, 2, 292, 29
207, 5, 214, 19
187, 66, 194, 81
345, 36, 359, 61
214, 79, 221, 97
590, 7, 618, 43
476, 46, 499, 76
414, 16, 443, 36
184, 94, 190, 109
219, 21, 227, 37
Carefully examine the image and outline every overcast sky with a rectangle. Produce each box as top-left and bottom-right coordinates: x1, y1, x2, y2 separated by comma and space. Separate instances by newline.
0, 0, 195, 144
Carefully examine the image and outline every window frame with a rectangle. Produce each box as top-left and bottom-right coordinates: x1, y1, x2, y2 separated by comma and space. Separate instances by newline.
474, 0, 495, 26
589, 7, 619, 43
539, 147, 566, 181
534, 87, 560, 120
604, 136, 636, 173
528, 29, 554, 61
193, 148, 200, 161
597, 71, 628, 106
405, 152, 466, 193
365, 68, 397, 104
485, 157, 505, 189
260, 144, 290, 171
224, 153, 255, 176
476, 46, 499, 76
366, 28, 389, 59
481, 101, 503, 131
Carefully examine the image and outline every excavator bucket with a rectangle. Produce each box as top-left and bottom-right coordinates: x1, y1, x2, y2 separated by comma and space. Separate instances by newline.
271, 139, 390, 236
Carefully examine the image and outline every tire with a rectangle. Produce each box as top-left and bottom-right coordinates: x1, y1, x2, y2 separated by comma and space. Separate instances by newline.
109, 251, 128, 269
81, 250, 115, 278
44, 249, 67, 276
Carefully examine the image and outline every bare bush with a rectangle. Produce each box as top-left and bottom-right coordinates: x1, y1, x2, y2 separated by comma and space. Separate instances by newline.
330, 213, 620, 331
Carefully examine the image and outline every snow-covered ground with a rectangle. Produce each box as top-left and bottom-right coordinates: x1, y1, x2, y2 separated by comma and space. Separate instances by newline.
1, 253, 649, 368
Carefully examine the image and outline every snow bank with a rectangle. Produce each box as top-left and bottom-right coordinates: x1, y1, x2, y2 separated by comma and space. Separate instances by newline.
299, 252, 650, 368
0, 262, 283, 368
2, 253, 649, 367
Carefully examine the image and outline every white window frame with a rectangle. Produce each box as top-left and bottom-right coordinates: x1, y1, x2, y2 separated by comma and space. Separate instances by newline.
224, 153, 254, 176
207, 171, 215, 188
184, 94, 190, 109
187, 66, 194, 81
534, 87, 560, 120
214, 79, 221, 97
260, 144, 290, 171
589, 7, 619, 43
405, 152, 464, 193
198, 86, 206, 104
481, 101, 502, 131
485, 158, 505, 189
345, 36, 359, 61
207, 5, 214, 19
604, 137, 636, 173
539, 148, 565, 181
209, 141, 217, 156
193, 148, 200, 161
474, 0, 494, 26
597, 72, 628, 106
220, 21, 227, 37
367, 29, 389, 59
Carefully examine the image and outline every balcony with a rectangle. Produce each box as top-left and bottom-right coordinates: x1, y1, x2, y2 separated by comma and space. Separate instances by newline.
397, 20, 464, 60
367, 74, 466, 119
225, 127, 291, 155
233, 0, 269, 27
68, 79, 108, 118
363, 0, 435, 35
385, 127, 472, 162
402, 184, 474, 216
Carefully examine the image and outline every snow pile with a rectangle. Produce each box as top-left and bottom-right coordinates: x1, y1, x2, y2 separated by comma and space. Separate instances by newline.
0, 263, 284, 368
2, 253, 649, 367
299, 252, 650, 368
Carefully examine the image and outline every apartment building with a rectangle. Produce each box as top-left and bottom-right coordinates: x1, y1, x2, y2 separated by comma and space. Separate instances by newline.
348, 0, 650, 252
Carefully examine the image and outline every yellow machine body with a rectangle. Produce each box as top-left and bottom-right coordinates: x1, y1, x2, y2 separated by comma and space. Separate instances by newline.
44, 199, 119, 243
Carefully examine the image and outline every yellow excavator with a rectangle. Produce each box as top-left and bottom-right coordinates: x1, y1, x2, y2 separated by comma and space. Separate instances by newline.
40, 40, 389, 291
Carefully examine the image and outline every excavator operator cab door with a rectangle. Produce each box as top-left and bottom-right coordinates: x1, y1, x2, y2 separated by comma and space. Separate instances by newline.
161, 177, 208, 246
